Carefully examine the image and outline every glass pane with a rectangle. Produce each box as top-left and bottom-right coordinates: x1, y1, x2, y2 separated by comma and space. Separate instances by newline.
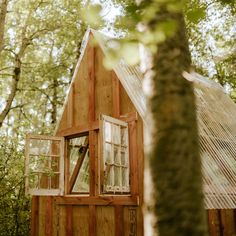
50, 140, 60, 156
114, 146, 120, 165
121, 127, 128, 146
29, 155, 49, 172
105, 165, 113, 187
105, 143, 112, 165
29, 139, 41, 155
104, 121, 112, 142
51, 174, 59, 189
39, 173, 49, 189
72, 149, 90, 192
29, 174, 39, 189
121, 148, 126, 166
29, 139, 60, 156
51, 157, 59, 172
114, 166, 121, 187
122, 167, 128, 187
112, 124, 120, 145
69, 136, 88, 177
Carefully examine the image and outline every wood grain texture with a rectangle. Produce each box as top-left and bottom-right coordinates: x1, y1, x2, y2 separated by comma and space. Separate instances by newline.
89, 205, 96, 236
129, 121, 138, 196
55, 196, 139, 206
115, 206, 124, 236
45, 196, 53, 236
73, 206, 89, 235
112, 71, 120, 118
95, 46, 113, 120
66, 205, 73, 236
30, 196, 39, 236
96, 206, 115, 236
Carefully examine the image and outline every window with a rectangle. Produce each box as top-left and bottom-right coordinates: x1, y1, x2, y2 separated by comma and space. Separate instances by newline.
67, 135, 89, 194
100, 115, 130, 193
25, 135, 64, 196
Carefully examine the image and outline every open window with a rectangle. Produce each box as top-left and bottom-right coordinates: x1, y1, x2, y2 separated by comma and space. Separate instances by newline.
25, 135, 64, 196
67, 134, 90, 194
100, 115, 130, 194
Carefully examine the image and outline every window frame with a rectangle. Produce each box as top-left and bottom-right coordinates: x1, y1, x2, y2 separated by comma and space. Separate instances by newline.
25, 135, 65, 196
66, 133, 90, 195
99, 114, 130, 194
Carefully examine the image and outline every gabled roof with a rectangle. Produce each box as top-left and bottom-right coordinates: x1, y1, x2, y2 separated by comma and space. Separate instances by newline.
57, 28, 236, 209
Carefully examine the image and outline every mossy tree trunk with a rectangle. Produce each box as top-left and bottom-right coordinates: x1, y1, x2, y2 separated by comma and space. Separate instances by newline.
143, 10, 208, 236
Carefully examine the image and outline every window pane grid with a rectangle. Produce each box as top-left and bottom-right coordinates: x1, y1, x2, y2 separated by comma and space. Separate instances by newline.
101, 115, 130, 194
25, 136, 64, 196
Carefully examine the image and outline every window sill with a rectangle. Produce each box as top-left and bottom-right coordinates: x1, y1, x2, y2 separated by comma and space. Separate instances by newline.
54, 195, 139, 206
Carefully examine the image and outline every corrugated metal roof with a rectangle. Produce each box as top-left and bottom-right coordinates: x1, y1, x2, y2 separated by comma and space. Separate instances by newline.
58, 28, 236, 209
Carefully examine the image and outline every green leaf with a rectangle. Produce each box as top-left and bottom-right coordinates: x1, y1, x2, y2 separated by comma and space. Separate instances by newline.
186, 7, 206, 24
121, 42, 140, 65
81, 4, 104, 28
156, 20, 178, 37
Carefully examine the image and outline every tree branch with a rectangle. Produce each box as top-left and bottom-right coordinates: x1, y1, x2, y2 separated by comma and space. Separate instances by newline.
0, 0, 8, 54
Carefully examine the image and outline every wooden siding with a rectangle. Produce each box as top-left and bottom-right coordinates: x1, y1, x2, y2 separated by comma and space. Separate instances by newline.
31, 33, 143, 236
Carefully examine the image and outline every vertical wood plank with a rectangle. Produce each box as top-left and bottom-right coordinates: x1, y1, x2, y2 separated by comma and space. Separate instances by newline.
89, 205, 96, 236
88, 41, 95, 123
220, 209, 236, 236
207, 209, 222, 236
66, 206, 73, 236
65, 139, 70, 194
95, 131, 99, 196
45, 196, 53, 236
129, 121, 139, 196
112, 71, 120, 118
115, 205, 124, 236
68, 83, 74, 128
30, 196, 39, 236
96, 206, 115, 236
89, 130, 96, 196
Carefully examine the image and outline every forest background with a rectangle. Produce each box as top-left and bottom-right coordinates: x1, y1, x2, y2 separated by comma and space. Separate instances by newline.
0, 0, 235, 235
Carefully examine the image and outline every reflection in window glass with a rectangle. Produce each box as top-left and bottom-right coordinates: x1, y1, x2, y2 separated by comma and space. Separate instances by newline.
26, 137, 63, 195
68, 135, 89, 193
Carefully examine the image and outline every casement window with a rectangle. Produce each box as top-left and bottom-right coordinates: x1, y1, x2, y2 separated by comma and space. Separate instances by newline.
100, 115, 130, 193
25, 135, 64, 196
25, 116, 131, 196
67, 134, 89, 194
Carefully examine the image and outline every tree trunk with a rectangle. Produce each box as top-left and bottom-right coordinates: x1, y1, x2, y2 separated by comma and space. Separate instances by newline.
143, 10, 208, 236
0, 0, 8, 54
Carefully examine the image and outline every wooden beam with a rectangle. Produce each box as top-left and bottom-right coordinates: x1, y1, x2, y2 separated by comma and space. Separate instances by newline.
45, 197, 53, 236
54, 196, 139, 206
129, 120, 139, 196
89, 205, 96, 236
89, 130, 96, 196
56, 112, 138, 137
119, 112, 138, 123
115, 206, 124, 236
112, 71, 120, 118
56, 122, 99, 137
30, 196, 39, 236
66, 205, 73, 236
69, 138, 89, 193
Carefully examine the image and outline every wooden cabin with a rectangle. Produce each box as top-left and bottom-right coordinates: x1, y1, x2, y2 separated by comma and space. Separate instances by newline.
25, 29, 236, 236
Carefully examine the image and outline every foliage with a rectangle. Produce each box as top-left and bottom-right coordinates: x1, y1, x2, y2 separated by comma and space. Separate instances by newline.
186, 0, 236, 98
0, 137, 30, 236
0, 0, 106, 235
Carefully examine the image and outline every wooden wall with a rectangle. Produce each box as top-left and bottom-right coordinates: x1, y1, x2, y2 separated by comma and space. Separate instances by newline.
30, 33, 144, 236
208, 209, 236, 236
